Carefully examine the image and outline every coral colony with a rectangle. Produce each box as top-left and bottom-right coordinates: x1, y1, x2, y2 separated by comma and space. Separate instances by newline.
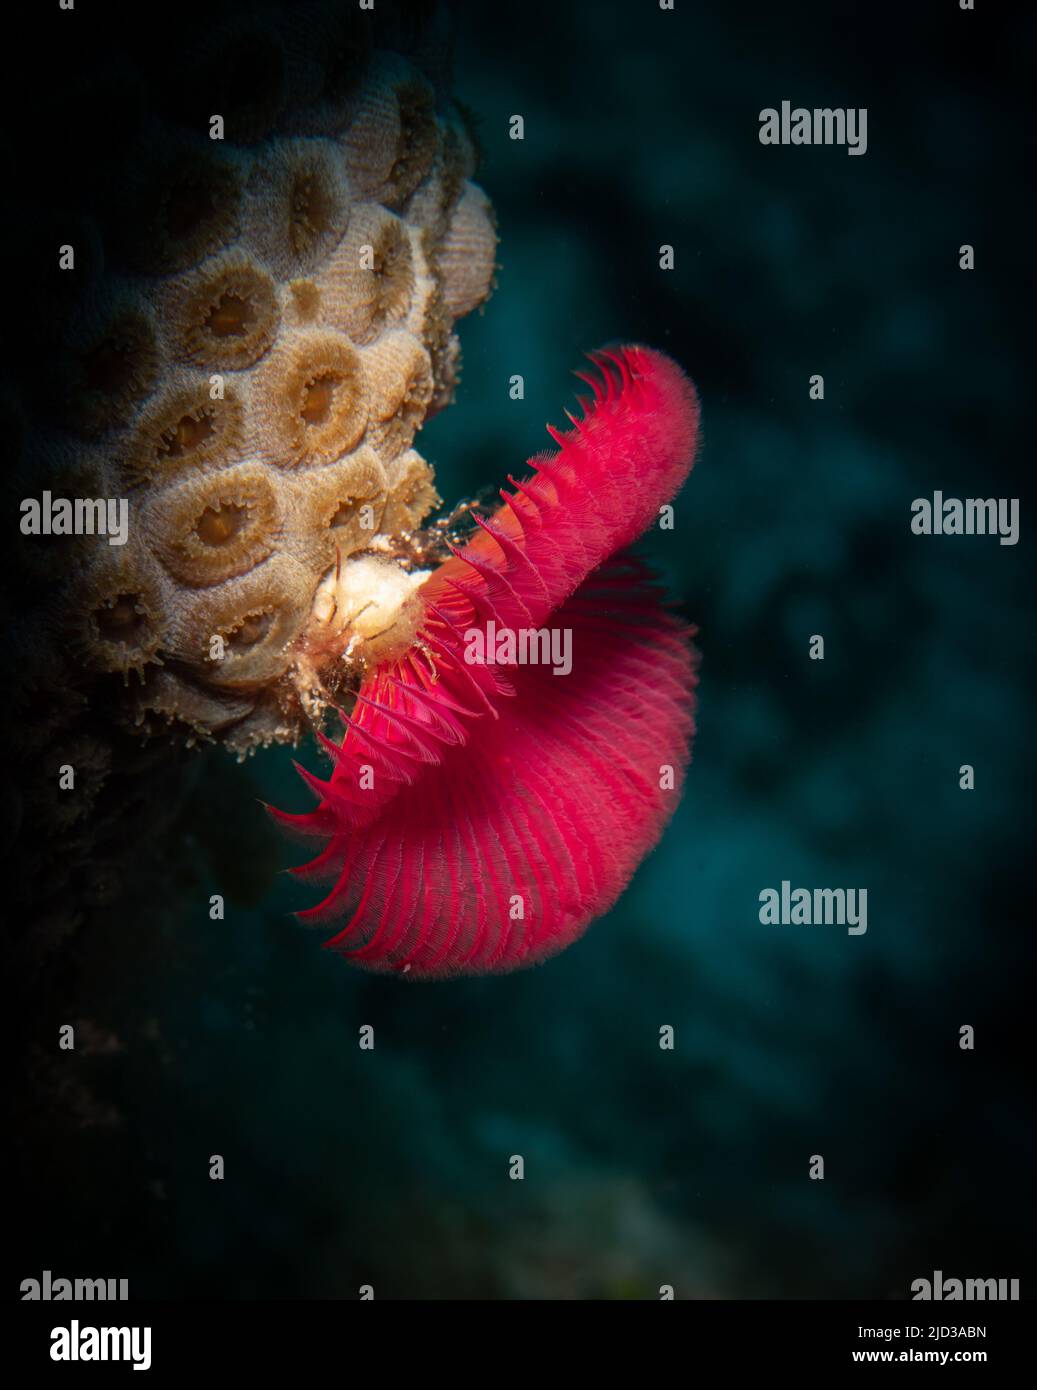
274, 348, 701, 976
19, 38, 497, 755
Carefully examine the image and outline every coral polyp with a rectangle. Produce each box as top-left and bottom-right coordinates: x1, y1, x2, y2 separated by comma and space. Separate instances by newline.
122, 379, 247, 487
437, 185, 498, 319
242, 137, 351, 275
168, 553, 312, 690
255, 328, 367, 467
148, 463, 280, 588
274, 347, 701, 977
316, 206, 417, 345
288, 445, 389, 566
165, 250, 281, 369
73, 557, 168, 678
363, 330, 434, 458
344, 64, 440, 205
380, 448, 442, 535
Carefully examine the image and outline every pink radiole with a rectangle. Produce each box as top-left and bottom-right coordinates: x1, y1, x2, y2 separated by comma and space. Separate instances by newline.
273, 345, 702, 977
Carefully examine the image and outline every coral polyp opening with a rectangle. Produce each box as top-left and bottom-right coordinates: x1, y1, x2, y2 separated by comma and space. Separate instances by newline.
299, 374, 338, 426
369, 222, 413, 333
316, 210, 415, 346
289, 447, 388, 566
290, 172, 336, 256
75, 562, 166, 676
329, 496, 366, 527
205, 292, 255, 339
184, 555, 311, 689
288, 280, 321, 322
150, 465, 278, 587
94, 594, 149, 643
226, 610, 275, 651
161, 411, 216, 458
170, 252, 279, 368
196, 502, 248, 546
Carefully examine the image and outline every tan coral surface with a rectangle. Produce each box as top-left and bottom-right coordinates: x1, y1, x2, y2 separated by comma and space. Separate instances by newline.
31, 38, 496, 756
